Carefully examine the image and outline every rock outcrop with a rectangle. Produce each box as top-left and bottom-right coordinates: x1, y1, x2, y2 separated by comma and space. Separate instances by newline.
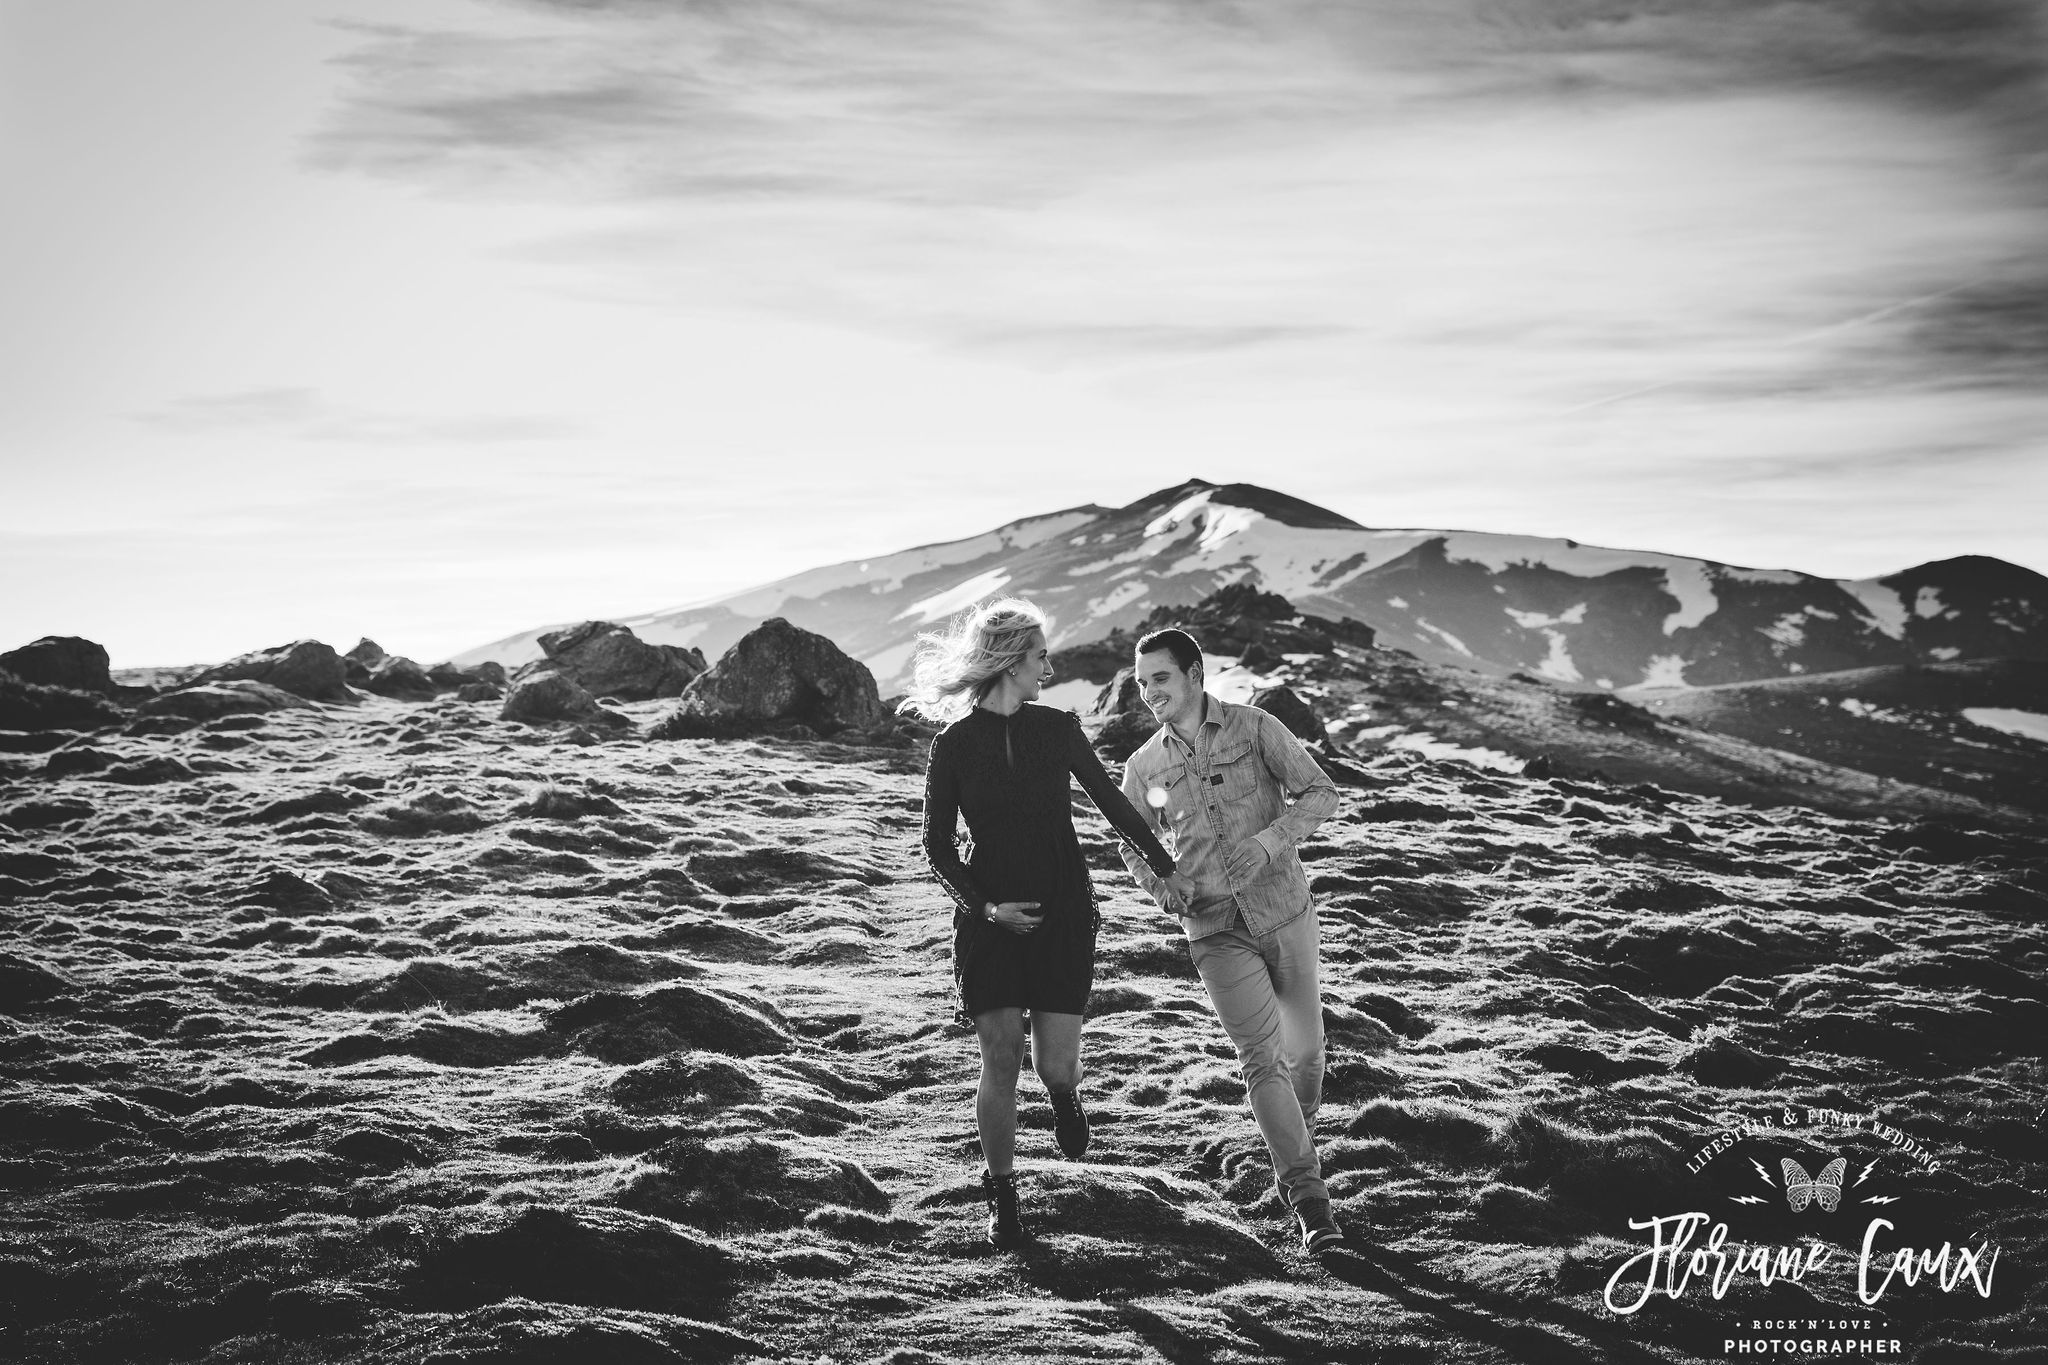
1087, 669, 1159, 761
1051, 583, 1377, 687
1250, 684, 1329, 747
0, 636, 113, 694
429, 660, 508, 691
517, 622, 706, 702
343, 639, 387, 686
0, 669, 126, 732
363, 656, 438, 700
500, 672, 630, 729
136, 681, 316, 722
186, 640, 351, 702
650, 619, 887, 740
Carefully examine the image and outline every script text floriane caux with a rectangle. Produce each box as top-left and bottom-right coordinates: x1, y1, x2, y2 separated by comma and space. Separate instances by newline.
1604, 1214, 1998, 1314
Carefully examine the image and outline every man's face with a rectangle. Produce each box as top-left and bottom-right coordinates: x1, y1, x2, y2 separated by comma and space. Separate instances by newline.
1136, 648, 1203, 731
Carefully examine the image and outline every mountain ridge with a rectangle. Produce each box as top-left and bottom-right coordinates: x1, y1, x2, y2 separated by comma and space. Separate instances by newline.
455, 479, 2047, 693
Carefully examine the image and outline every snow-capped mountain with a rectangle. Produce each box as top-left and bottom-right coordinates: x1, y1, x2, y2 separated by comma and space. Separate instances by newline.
456, 480, 2047, 692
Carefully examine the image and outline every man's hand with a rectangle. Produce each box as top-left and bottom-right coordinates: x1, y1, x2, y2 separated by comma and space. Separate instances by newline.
988, 901, 1044, 934
1224, 837, 1271, 882
1161, 872, 1196, 914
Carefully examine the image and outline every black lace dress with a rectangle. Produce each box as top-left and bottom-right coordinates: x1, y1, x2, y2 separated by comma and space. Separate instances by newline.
921, 703, 1176, 1022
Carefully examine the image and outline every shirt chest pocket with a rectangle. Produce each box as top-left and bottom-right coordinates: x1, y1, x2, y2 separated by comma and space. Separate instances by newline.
1145, 763, 1192, 826
1206, 739, 1259, 801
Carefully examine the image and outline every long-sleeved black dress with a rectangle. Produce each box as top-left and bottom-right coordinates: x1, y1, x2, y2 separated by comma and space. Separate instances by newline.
922, 703, 1177, 1022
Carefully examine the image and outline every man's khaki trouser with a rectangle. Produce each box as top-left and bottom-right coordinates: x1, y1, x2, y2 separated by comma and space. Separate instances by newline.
1187, 904, 1328, 1208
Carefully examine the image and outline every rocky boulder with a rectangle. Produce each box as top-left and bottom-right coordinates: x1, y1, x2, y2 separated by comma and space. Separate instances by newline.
517, 621, 706, 702
650, 619, 886, 739
428, 659, 508, 690
1250, 684, 1329, 747
0, 637, 113, 694
1087, 667, 1159, 761
186, 640, 350, 702
500, 672, 630, 729
136, 680, 315, 722
1049, 583, 1378, 686
363, 656, 437, 700
0, 669, 125, 733
343, 639, 387, 686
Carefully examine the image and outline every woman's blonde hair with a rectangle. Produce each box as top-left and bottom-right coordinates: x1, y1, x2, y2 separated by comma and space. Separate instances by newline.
896, 597, 1049, 723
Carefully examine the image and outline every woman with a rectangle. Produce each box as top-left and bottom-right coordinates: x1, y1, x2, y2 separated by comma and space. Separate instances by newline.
903, 598, 1184, 1249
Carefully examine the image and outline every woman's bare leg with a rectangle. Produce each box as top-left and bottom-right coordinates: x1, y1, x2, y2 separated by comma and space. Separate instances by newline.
973, 1008, 1029, 1174
1029, 1011, 1084, 1091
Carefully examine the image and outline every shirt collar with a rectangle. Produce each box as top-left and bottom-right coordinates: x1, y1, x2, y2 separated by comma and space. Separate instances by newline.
1165, 693, 1220, 751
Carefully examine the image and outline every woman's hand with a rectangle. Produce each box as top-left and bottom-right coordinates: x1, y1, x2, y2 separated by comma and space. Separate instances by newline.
987, 901, 1045, 934
1161, 872, 1196, 913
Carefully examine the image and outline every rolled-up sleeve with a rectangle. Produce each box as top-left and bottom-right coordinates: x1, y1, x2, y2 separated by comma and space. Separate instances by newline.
1249, 709, 1338, 862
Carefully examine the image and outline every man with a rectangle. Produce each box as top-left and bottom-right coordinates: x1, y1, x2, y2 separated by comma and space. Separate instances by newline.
1117, 627, 1345, 1254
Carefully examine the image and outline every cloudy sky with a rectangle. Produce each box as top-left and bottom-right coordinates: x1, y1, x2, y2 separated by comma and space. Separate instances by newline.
4, 0, 2044, 667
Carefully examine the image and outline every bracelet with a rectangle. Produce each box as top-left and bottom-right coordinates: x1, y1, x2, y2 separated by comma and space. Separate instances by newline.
984, 902, 998, 922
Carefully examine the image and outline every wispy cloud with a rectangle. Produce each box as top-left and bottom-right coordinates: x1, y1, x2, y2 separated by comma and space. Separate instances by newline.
306, 0, 2048, 392
132, 387, 583, 444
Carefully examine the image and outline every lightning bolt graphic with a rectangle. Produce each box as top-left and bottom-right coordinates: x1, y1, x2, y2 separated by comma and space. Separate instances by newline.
1751, 1159, 1775, 1186
1731, 1196, 1767, 1205
1864, 1196, 1899, 1205
1855, 1161, 1879, 1187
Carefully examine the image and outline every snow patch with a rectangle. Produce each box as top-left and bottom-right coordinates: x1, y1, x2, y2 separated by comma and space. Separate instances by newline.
1387, 597, 1409, 610
1504, 603, 1587, 629
1720, 566, 1806, 585
1844, 579, 1908, 639
628, 618, 710, 651
1202, 653, 1279, 706
1838, 697, 1907, 724
895, 568, 1012, 624
1144, 490, 1218, 539
863, 640, 917, 686
1962, 708, 2048, 744
1929, 646, 1961, 660
1037, 679, 1102, 715
1913, 586, 1947, 619
1087, 580, 1149, 619
1761, 613, 1808, 648
1366, 729, 1522, 773
1435, 533, 1718, 635
1534, 631, 1581, 683
1415, 620, 1473, 656
716, 509, 1098, 616
1637, 654, 1688, 689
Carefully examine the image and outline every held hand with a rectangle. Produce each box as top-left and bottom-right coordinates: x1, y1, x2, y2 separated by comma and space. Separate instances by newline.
988, 901, 1045, 934
1161, 872, 1196, 914
1224, 837, 1271, 883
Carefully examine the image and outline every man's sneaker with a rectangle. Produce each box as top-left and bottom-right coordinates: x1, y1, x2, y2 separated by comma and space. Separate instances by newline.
1295, 1197, 1344, 1255
982, 1168, 1026, 1249
1048, 1086, 1090, 1159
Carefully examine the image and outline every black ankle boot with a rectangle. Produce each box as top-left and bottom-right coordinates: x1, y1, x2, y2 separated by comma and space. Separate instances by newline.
982, 1168, 1025, 1249
1048, 1086, 1090, 1159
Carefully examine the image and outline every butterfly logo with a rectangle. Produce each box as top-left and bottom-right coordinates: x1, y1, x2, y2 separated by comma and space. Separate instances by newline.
1781, 1157, 1846, 1213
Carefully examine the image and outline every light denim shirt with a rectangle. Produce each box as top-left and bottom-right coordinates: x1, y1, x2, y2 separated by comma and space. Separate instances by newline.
1118, 695, 1339, 940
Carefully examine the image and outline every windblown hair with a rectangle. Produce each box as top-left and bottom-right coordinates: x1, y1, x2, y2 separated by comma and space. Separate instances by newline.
897, 598, 1049, 723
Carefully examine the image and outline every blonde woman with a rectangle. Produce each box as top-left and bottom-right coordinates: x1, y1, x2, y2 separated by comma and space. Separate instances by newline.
904, 598, 1188, 1249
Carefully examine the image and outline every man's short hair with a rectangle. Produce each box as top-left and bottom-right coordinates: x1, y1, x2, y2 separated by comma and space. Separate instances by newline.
1135, 628, 1202, 676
